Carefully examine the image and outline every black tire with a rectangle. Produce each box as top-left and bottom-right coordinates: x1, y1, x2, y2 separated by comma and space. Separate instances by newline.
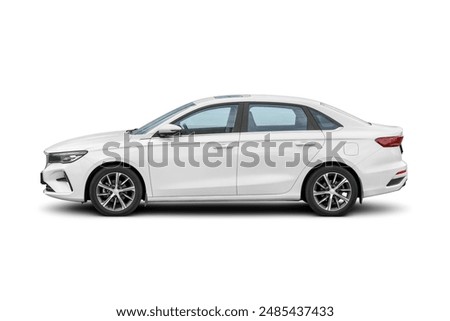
89, 167, 143, 216
305, 166, 358, 216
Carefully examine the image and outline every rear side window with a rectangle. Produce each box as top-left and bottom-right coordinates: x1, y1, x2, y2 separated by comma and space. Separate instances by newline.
248, 104, 308, 132
310, 108, 341, 130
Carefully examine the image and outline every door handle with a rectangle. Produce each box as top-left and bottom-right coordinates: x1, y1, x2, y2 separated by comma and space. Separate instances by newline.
213, 145, 235, 150
295, 142, 322, 148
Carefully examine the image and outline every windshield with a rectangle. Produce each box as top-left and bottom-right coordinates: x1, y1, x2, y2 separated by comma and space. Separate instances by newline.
132, 102, 195, 135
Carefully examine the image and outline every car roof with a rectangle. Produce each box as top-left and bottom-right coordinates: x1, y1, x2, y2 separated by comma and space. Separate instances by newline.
193, 94, 322, 107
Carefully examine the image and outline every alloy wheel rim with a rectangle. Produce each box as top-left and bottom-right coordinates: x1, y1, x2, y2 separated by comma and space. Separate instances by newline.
96, 172, 136, 211
313, 172, 352, 212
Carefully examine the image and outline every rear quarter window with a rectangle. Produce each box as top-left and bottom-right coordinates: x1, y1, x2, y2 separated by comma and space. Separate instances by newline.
310, 108, 342, 130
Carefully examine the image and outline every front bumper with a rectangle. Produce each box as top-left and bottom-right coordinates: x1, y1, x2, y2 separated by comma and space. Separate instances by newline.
41, 158, 92, 202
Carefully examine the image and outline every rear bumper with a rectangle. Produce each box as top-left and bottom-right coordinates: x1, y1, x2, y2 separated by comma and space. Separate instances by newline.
360, 161, 407, 198
366, 174, 407, 197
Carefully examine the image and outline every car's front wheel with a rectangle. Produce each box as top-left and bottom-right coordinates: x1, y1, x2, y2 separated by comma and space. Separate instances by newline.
89, 167, 142, 216
305, 166, 358, 216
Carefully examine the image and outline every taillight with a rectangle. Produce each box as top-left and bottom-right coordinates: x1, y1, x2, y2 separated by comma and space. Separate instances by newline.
375, 136, 403, 147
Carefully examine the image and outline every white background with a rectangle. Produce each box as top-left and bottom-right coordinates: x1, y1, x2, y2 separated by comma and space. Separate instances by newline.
1, 1, 449, 320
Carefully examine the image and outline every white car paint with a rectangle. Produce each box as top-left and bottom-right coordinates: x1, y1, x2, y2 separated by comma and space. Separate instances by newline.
41, 95, 407, 214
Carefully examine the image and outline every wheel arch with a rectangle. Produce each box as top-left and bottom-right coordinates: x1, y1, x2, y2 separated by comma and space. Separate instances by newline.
84, 161, 147, 202
301, 161, 363, 203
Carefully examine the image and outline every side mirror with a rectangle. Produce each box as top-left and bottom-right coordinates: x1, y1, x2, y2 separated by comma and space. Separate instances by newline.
156, 124, 182, 137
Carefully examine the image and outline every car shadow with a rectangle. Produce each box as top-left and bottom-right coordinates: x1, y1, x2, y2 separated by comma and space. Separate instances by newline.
42, 200, 406, 218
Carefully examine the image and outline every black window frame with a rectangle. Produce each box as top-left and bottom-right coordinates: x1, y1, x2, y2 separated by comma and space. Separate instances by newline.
241, 102, 321, 132
165, 101, 341, 136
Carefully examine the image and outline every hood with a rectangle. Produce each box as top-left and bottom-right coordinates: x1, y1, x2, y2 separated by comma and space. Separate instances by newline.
45, 131, 126, 153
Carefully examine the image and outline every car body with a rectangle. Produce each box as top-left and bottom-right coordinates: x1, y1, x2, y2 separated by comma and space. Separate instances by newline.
41, 95, 407, 215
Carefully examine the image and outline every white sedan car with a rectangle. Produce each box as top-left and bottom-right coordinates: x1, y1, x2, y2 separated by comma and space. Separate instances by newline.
41, 95, 407, 216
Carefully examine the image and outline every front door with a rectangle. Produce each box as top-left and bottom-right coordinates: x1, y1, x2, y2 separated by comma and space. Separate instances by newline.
149, 104, 240, 197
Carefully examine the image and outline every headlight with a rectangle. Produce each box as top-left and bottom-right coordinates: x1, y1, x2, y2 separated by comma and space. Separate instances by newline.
48, 151, 88, 164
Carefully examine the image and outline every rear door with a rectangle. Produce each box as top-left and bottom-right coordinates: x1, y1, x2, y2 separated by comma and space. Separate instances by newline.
237, 103, 324, 195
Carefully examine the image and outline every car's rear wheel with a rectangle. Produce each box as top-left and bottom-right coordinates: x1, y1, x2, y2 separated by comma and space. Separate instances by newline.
89, 167, 142, 216
305, 166, 358, 216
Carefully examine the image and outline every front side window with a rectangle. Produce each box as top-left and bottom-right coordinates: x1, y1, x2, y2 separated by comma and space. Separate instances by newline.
247, 104, 308, 132
174, 104, 238, 135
